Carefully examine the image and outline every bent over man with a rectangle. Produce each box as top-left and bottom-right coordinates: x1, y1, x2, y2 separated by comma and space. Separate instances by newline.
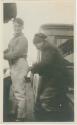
4, 18, 29, 121
31, 33, 73, 121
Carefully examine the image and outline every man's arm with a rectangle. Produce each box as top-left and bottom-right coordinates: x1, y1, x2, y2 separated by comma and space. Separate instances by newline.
4, 49, 9, 53
31, 49, 53, 74
3, 49, 9, 60
31, 62, 45, 74
4, 37, 28, 60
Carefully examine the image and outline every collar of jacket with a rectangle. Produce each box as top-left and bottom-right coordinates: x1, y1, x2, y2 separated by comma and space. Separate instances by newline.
14, 32, 24, 37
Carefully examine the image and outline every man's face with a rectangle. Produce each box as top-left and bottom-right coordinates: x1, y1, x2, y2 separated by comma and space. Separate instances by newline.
34, 37, 45, 50
36, 42, 44, 50
13, 22, 23, 34
36, 40, 45, 50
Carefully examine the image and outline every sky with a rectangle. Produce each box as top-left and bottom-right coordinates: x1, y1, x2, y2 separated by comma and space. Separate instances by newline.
3, 0, 74, 68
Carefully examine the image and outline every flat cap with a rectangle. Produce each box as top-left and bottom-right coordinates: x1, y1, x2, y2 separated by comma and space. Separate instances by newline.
35, 33, 47, 39
33, 33, 47, 44
13, 17, 24, 25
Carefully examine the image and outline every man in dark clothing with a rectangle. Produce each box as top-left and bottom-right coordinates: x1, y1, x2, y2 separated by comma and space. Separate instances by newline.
31, 33, 73, 121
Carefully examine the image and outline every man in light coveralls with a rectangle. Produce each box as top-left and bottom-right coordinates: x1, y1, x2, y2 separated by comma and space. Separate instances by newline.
4, 18, 29, 121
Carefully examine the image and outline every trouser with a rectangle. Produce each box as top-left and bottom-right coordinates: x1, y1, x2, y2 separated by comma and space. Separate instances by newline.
3, 76, 12, 121
34, 109, 74, 122
10, 58, 28, 119
34, 98, 74, 122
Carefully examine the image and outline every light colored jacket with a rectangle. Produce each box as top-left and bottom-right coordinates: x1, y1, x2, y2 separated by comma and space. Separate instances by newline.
4, 32, 28, 65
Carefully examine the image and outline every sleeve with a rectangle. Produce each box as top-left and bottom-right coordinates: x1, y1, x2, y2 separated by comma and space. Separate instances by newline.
31, 48, 54, 74
31, 62, 46, 74
4, 37, 28, 60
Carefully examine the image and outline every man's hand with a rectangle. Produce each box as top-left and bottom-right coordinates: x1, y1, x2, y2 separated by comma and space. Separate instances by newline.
28, 66, 32, 71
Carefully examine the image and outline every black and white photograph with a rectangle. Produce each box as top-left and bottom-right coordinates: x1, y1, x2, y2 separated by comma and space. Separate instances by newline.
2, 0, 75, 122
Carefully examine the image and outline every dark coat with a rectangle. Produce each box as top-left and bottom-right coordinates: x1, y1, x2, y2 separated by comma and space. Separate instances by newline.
31, 42, 71, 113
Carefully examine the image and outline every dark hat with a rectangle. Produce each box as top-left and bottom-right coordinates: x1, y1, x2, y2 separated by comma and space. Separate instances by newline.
35, 33, 47, 39
33, 33, 47, 44
13, 17, 24, 26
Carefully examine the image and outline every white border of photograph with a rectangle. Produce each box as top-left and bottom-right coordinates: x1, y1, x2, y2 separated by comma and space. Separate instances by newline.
0, 0, 76, 124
